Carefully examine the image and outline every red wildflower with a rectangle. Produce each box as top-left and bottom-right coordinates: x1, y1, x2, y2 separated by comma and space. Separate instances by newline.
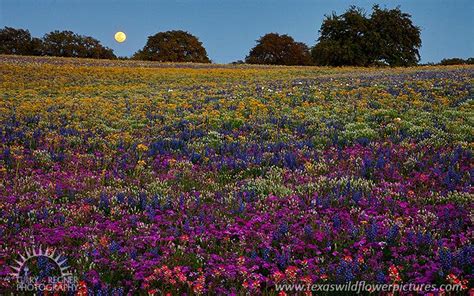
285, 266, 298, 282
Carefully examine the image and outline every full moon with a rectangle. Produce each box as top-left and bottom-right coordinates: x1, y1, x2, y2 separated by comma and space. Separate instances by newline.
114, 31, 126, 43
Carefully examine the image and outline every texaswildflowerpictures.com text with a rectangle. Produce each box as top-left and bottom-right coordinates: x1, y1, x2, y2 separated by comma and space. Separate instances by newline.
275, 281, 465, 293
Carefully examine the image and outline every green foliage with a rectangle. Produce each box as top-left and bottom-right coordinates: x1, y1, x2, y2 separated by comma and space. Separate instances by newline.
439, 58, 474, 65
312, 5, 421, 66
42, 30, 116, 59
312, 7, 370, 66
369, 5, 421, 66
296, 176, 375, 198
342, 122, 377, 141
246, 33, 313, 66
0, 27, 42, 56
133, 30, 210, 63
0, 26, 116, 59
244, 166, 292, 198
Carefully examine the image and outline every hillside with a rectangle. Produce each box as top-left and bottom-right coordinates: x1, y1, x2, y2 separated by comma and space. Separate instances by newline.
1, 55, 473, 294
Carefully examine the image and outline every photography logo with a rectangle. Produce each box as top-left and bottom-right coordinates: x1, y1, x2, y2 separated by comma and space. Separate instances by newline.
8, 245, 78, 292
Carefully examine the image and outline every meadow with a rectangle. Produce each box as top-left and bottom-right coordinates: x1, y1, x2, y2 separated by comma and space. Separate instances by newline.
0, 56, 472, 294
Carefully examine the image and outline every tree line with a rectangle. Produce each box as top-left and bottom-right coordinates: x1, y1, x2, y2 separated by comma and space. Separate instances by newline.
1, 5, 471, 66
0, 28, 115, 59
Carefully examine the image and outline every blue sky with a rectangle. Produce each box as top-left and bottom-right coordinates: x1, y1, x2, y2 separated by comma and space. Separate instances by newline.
1, 0, 472, 63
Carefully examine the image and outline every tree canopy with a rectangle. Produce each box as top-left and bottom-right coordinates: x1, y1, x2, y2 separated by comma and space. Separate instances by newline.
439, 58, 474, 65
0, 27, 116, 59
42, 30, 116, 59
312, 5, 421, 66
0, 27, 42, 56
245, 33, 312, 66
133, 30, 210, 63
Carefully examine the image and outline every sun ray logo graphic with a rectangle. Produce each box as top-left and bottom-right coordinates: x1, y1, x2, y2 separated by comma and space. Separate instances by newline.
9, 245, 72, 278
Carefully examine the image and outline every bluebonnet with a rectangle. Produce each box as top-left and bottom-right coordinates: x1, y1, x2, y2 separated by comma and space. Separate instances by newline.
250, 250, 258, 259
350, 225, 359, 239
439, 248, 453, 272
146, 206, 155, 221
332, 215, 342, 229
283, 151, 298, 170
37, 256, 52, 279
366, 221, 378, 242
336, 261, 355, 283
233, 197, 245, 214
455, 245, 473, 269
116, 192, 125, 204
376, 154, 385, 170
407, 231, 432, 247
151, 194, 161, 210
276, 251, 289, 270
190, 151, 201, 164
99, 193, 110, 215
304, 225, 313, 239
272, 222, 289, 242
361, 156, 373, 178
139, 192, 147, 210
127, 195, 136, 208
261, 247, 270, 262
352, 190, 362, 204
129, 249, 138, 260
109, 241, 120, 254
386, 225, 400, 245
376, 270, 387, 283
356, 137, 370, 146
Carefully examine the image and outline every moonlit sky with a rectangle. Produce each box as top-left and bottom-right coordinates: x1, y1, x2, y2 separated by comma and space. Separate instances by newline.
1, 0, 472, 63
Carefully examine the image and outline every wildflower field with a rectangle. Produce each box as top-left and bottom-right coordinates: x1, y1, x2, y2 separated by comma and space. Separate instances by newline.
0, 56, 473, 294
